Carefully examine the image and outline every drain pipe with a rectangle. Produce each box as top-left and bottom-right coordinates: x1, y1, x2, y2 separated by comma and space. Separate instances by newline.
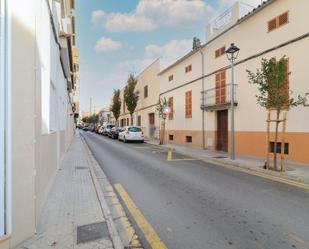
199, 48, 205, 149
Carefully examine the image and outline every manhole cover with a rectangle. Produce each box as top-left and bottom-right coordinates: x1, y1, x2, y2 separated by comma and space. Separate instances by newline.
75, 166, 88, 170
77, 221, 109, 244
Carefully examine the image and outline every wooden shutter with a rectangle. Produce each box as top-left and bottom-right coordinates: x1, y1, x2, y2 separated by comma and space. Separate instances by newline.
185, 91, 192, 118
168, 97, 173, 120
220, 71, 226, 103
268, 18, 277, 32
220, 46, 226, 56
215, 71, 226, 104
215, 49, 220, 58
278, 12, 288, 27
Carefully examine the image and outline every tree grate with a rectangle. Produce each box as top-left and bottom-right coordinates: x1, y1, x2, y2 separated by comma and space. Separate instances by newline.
76, 221, 109, 244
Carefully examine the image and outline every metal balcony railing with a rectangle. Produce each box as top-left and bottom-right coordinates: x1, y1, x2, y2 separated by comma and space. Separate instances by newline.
201, 83, 238, 111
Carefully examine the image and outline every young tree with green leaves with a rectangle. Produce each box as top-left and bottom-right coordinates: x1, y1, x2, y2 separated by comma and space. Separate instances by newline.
124, 74, 139, 125
247, 56, 308, 170
192, 37, 201, 51
156, 97, 168, 145
111, 89, 121, 124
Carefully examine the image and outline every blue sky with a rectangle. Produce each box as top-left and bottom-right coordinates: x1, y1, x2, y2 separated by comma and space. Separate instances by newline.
75, 0, 261, 113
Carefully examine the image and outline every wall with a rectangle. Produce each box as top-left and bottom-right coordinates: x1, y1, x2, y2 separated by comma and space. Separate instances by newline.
0, 0, 75, 248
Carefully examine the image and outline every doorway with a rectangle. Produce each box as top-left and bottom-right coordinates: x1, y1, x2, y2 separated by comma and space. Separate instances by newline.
148, 113, 155, 138
216, 110, 228, 152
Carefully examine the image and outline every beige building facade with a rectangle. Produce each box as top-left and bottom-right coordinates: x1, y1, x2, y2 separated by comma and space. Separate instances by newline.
159, 0, 309, 164
113, 59, 161, 140
0, 0, 78, 248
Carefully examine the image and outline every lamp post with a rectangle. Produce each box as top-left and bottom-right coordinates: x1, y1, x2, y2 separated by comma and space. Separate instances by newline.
226, 43, 240, 160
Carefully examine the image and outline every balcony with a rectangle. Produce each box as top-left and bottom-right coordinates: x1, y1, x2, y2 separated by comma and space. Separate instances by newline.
201, 83, 238, 111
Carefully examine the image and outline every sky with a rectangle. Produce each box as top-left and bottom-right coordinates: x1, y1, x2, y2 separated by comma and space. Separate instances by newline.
74, 0, 262, 113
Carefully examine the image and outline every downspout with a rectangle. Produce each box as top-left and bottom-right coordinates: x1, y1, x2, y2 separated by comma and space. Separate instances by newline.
199, 49, 205, 149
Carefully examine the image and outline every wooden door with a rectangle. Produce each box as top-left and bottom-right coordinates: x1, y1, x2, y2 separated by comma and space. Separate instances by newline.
216, 110, 228, 152
149, 113, 155, 125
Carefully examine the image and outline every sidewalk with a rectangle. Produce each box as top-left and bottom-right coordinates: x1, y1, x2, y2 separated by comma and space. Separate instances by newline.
146, 139, 309, 186
17, 132, 123, 249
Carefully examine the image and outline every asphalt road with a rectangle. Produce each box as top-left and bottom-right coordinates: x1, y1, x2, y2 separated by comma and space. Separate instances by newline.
82, 131, 309, 249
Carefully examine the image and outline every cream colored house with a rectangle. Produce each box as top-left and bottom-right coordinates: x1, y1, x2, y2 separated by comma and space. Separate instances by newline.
0, 0, 78, 248
159, 0, 309, 164
113, 59, 161, 140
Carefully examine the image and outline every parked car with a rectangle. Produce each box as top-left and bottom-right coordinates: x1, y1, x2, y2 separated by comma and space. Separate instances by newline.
118, 126, 144, 143
82, 124, 94, 132
98, 126, 104, 135
108, 127, 124, 139
102, 124, 115, 136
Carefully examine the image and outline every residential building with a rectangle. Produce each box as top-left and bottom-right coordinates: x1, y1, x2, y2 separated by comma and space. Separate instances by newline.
159, 0, 309, 164
0, 0, 78, 248
114, 59, 161, 140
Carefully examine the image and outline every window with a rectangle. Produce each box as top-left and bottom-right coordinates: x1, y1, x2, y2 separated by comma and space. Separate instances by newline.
185, 64, 192, 73
137, 115, 141, 126
144, 85, 148, 98
270, 142, 289, 155
128, 127, 142, 132
186, 136, 192, 143
268, 11, 289, 32
215, 71, 226, 104
185, 91, 192, 118
215, 46, 226, 58
168, 74, 173, 81
168, 97, 173, 120
169, 135, 174, 141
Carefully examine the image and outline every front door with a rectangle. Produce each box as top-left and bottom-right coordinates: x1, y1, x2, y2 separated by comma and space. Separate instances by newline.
148, 113, 155, 138
216, 110, 228, 152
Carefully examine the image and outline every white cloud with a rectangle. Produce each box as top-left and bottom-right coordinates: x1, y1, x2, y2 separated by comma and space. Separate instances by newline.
145, 39, 192, 68
94, 37, 123, 53
91, 0, 214, 32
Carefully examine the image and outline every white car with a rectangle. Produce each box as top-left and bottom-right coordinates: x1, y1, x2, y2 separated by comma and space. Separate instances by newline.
118, 126, 144, 143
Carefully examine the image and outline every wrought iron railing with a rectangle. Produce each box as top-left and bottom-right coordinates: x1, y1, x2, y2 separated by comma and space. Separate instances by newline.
201, 83, 238, 110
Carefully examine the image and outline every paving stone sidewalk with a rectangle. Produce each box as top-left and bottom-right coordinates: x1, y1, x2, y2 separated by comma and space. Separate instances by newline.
146, 139, 309, 185
17, 132, 119, 249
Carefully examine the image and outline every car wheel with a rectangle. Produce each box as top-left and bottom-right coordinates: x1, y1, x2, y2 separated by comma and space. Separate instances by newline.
140, 140, 144, 143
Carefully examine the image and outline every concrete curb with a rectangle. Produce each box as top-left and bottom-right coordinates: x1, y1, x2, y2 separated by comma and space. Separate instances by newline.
146, 141, 309, 190
80, 135, 125, 249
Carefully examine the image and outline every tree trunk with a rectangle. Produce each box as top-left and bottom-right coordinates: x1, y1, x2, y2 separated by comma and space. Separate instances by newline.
160, 119, 166, 145
273, 110, 280, 171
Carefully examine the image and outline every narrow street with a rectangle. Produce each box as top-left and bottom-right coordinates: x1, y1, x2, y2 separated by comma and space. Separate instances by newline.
82, 131, 309, 249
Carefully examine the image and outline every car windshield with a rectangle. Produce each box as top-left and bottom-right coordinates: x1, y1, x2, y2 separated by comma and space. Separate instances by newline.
128, 127, 141, 132
107, 125, 114, 128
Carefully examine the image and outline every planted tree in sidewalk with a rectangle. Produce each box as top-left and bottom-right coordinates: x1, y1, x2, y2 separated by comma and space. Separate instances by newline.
124, 74, 139, 125
156, 97, 168, 145
111, 89, 121, 124
247, 56, 308, 170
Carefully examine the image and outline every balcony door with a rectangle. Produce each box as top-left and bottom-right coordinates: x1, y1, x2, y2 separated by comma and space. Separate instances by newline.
216, 110, 228, 152
215, 71, 226, 104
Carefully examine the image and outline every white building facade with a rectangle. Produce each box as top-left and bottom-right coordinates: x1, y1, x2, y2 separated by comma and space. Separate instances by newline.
0, 0, 77, 248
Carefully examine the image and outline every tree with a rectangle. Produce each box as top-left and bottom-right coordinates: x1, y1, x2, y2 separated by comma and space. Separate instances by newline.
192, 37, 201, 51
82, 117, 88, 123
124, 74, 139, 125
247, 56, 308, 170
156, 97, 168, 145
88, 114, 99, 124
111, 89, 121, 123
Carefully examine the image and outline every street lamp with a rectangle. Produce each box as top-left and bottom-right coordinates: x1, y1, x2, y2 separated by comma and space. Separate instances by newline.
226, 43, 240, 160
